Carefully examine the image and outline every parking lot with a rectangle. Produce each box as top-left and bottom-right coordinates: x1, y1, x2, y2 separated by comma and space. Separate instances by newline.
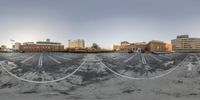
0, 53, 85, 81
97, 53, 188, 78
1, 52, 200, 100
0, 52, 192, 81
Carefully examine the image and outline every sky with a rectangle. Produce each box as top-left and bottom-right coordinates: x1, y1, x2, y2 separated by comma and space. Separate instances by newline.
0, 0, 200, 49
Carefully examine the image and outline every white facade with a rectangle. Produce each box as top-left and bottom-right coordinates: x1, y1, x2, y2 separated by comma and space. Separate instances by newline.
172, 35, 200, 52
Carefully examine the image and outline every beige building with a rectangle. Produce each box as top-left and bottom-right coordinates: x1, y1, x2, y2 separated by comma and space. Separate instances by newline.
165, 43, 172, 52
124, 42, 147, 52
68, 39, 85, 49
120, 41, 130, 51
118, 41, 147, 52
0, 45, 7, 52
113, 45, 121, 51
171, 35, 200, 52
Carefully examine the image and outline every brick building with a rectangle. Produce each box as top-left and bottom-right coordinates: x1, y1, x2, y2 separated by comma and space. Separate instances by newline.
19, 39, 64, 52
124, 42, 147, 52
120, 41, 130, 51
147, 40, 166, 52
114, 40, 172, 53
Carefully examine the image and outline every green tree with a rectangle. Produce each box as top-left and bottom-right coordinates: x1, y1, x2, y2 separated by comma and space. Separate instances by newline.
91, 43, 101, 50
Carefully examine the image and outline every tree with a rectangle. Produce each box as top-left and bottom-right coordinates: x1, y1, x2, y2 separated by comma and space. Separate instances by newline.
91, 43, 101, 50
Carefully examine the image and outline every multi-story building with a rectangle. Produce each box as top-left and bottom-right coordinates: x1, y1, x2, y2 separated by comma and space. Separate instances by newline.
120, 41, 130, 51
0, 45, 7, 52
14, 42, 21, 51
19, 39, 64, 52
116, 41, 146, 52
171, 35, 200, 52
68, 39, 85, 49
113, 45, 121, 51
23, 42, 34, 45
115, 40, 171, 53
124, 42, 147, 52
147, 40, 166, 52
165, 43, 172, 52
123, 44, 135, 51
134, 42, 147, 52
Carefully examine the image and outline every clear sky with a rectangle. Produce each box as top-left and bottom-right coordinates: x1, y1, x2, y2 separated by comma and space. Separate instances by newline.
0, 0, 200, 49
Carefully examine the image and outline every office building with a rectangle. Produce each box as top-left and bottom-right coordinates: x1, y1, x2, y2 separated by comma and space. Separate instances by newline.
171, 35, 200, 52
68, 39, 85, 49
